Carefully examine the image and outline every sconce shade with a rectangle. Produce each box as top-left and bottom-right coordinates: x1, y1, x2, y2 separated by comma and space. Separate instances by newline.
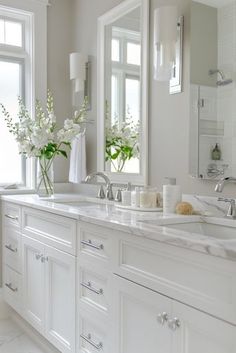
70, 52, 88, 92
153, 6, 178, 81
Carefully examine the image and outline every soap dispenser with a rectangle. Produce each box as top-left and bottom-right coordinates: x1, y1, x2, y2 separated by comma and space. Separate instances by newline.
163, 177, 182, 214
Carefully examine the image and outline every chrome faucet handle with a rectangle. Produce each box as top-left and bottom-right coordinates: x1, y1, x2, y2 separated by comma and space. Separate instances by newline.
218, 198, 236, 219
106, 183, 114, 200
97, 185, 105, 199
115, 189, 122, 202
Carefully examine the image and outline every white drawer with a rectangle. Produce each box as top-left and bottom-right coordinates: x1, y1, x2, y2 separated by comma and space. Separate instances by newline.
2, 202, 21, 228
79, 266, 109, 313
78, 313, 107, 353
3, 225, 21, 273
22, 207, 77, 255
78, 223, 110, 263
3, 265, 22, 314
114, 232, 236, 325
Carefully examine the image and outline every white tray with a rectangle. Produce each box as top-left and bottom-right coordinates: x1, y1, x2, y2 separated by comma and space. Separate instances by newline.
115, 204, 163, 212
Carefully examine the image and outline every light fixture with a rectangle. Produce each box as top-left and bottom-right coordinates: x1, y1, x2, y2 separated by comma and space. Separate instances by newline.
153, 6, 184, 94
70, 52, 88, 92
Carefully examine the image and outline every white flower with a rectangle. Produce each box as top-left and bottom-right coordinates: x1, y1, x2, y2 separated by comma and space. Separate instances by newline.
64, 119, 74, 130
49, 112, 56, 123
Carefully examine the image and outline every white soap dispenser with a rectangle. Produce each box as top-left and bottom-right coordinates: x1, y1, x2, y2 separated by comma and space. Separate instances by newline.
163, 177, 182, 214
121, 182, 132, 206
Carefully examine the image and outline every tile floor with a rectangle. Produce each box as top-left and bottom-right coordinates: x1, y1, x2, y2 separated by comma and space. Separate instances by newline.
0, 318, 47, 353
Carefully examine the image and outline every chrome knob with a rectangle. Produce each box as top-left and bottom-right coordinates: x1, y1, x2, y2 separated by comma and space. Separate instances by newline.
157, 312, 168, 325
168, 317, 181, 331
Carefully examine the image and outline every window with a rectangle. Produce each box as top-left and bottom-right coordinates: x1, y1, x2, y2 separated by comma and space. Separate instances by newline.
0, 18, 23, 46
0, 1, 48, 188
110, 28, 141, 174
110, 27, 141, 124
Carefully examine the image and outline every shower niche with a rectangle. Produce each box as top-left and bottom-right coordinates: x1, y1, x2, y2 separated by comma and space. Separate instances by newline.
189, 0, 236, 180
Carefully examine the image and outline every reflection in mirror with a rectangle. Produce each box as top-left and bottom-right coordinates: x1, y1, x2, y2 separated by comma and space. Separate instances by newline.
189, 0, 235, 180
105, 9, 141, 174
97, 0, 149, 184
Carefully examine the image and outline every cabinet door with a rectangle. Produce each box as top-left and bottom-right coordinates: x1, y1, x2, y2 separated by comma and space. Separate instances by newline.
172, 301, 236, 353
112, 275, 172, 353
45, 245, 76, 353
22, 235, 45, 333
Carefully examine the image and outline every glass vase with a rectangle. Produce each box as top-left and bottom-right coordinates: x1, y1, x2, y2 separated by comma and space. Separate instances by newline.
37, 157, 54, 197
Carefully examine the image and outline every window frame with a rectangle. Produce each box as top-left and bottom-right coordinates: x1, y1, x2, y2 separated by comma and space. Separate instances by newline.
0, 0, 48, 189
0, 55, 26, 186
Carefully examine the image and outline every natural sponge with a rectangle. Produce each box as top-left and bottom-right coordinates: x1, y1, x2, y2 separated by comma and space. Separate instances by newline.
175, 202, 194, 215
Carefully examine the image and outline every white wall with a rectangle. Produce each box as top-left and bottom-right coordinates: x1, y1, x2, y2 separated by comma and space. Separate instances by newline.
47, 0, 73, 182
69, 0, 236, 198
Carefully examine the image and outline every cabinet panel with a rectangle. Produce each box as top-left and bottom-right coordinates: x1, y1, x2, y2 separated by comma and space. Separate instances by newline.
2, 202, 21, 228
116, 235, 236, 324
78, 223, 110, 263
79, 266, 109, 313
112, 275, 172, 353
45, 245, 76, 353
78, 312, 107, 353
3, 225, 21, 272
3, 265, 22, 314
22, 235, 45, 333
22, 207, 76, 255
172, 301, 236, 353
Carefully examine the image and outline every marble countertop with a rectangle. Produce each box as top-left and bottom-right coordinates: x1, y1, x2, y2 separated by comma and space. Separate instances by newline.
1, 193, 236, 262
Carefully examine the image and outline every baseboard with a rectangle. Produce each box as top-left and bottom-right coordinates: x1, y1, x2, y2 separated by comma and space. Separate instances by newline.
10, 311, 61, 353
0, 288, 11, 319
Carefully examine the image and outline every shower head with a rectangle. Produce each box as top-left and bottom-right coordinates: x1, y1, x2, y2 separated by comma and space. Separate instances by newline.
209, 69, 233, 86
216, 79, 233, 86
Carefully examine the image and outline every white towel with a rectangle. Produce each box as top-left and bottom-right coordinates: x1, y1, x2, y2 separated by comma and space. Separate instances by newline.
69, 132, 87, 183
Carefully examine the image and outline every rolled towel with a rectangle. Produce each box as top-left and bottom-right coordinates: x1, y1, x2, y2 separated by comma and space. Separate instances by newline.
69, 132, 87, 183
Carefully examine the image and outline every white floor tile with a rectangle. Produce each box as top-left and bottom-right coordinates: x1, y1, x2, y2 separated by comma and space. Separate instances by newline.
0, 318, 47, 353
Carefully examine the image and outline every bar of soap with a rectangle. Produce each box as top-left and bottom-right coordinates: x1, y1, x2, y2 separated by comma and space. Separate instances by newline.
176, 202, 193, 215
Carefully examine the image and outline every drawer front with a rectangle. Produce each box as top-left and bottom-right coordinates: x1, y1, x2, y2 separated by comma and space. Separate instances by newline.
115, 234, 236, 324
3, 225, 21, 273
3, 265, 22, 314
78, 313, 107, 353
78, 223, 110, 262
79, 267, 109, 313
22, 207, 77, 255
2, 202, 21, 228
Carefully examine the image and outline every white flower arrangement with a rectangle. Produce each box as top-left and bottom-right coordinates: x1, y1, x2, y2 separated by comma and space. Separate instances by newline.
105, 109, 140, 172
0, 90, 87, 160
0, 91, 88, 196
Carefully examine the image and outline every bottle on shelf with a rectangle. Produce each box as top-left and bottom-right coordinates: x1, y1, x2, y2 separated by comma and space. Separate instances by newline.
211, 143, 221, 161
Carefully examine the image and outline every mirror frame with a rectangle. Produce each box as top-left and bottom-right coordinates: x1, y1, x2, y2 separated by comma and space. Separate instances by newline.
97, 0, 149, 185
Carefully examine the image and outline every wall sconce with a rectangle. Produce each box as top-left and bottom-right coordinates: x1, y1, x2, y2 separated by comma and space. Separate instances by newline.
70, 52, 91, 108
153, 6, 184, 94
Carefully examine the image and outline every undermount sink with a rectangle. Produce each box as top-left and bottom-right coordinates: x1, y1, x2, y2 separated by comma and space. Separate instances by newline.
164, 222, 236, 240
141, 218, 236, 240
44, 197, 114, 208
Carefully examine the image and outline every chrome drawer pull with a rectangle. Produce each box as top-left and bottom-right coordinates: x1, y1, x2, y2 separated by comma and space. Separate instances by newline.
81, 281, 103, 295
81, 239, 104, 250
5, 244, 17, 253
5, 214, 18, 221
35, 254, 43, 260
168, 317, 181, 331
157, 312, 168, 325
80, 333, 103, 350
5, 282, 18, 292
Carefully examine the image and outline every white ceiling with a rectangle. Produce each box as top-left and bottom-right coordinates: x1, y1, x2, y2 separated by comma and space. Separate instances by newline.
194, 0, 234, 8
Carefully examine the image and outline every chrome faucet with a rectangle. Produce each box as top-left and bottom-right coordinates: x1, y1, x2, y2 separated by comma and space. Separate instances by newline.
215, 177, 236, 193
215, 177, 236, 219
85, 172, 114, 200
218, 198, 236, 219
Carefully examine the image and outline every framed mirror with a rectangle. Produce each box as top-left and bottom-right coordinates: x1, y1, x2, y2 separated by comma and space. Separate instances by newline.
97, 0, 149, 184
189, 0, 236, 180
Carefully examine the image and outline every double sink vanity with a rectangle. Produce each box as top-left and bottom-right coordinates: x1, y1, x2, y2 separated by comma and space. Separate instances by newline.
1, 193, 236, 353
